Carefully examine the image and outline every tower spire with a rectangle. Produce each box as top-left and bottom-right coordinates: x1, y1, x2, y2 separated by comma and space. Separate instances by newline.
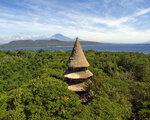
68, 37, 89, 68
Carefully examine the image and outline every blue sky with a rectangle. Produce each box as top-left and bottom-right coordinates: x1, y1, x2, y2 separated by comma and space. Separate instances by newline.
0, 0, 150, 43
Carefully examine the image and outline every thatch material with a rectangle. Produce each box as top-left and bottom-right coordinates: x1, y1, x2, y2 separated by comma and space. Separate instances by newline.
64, 38, 93, 93
64, 70, 93, 79
68, 80, 91, 92
68, 38, 90, 68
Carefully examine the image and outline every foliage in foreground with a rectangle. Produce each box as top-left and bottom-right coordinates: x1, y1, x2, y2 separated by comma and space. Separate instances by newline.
0, 50, 150, 120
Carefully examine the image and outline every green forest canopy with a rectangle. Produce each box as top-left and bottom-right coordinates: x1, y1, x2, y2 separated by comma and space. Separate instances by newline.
0, 50, 150, 120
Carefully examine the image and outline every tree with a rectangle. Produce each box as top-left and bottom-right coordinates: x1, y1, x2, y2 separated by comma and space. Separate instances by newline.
0, 77, 82, 120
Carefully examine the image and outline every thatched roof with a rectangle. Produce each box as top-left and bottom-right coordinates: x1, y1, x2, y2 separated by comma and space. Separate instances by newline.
68, 80, 91, 91
68, 38, 90, 68
64, 70, 93, 79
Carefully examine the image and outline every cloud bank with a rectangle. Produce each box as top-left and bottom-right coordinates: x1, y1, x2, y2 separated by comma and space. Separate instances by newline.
0, 0, 150, 44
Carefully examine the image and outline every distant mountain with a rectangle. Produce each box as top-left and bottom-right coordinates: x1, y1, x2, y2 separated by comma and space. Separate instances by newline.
138, 41, 150, 45
4, 40, 34, 47
50, 34, 73, 41
0, 34, 102, 48
145, 41, 150, 44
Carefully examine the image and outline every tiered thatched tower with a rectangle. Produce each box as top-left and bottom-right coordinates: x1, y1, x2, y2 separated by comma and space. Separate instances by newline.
64, 38, 93, 101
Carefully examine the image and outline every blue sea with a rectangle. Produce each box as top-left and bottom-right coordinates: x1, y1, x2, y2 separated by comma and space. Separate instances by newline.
0, 44, 150, 54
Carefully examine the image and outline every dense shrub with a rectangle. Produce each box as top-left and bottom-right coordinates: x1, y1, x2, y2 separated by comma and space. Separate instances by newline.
0, 50, 149, 120
0, 77, 81, 120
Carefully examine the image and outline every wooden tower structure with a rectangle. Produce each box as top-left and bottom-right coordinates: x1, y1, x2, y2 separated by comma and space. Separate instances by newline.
64, 38, 93, 101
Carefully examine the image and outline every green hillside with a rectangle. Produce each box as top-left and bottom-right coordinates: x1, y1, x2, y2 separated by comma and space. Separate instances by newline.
0, 40, 102, 48
0, 50, 150, 120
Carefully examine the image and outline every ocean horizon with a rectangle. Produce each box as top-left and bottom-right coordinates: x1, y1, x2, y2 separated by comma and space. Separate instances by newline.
0, 43, 150, 54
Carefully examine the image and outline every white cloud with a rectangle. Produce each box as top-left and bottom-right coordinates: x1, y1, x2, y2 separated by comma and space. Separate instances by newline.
0, 1, 150, 44
85, 7, 150, 27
